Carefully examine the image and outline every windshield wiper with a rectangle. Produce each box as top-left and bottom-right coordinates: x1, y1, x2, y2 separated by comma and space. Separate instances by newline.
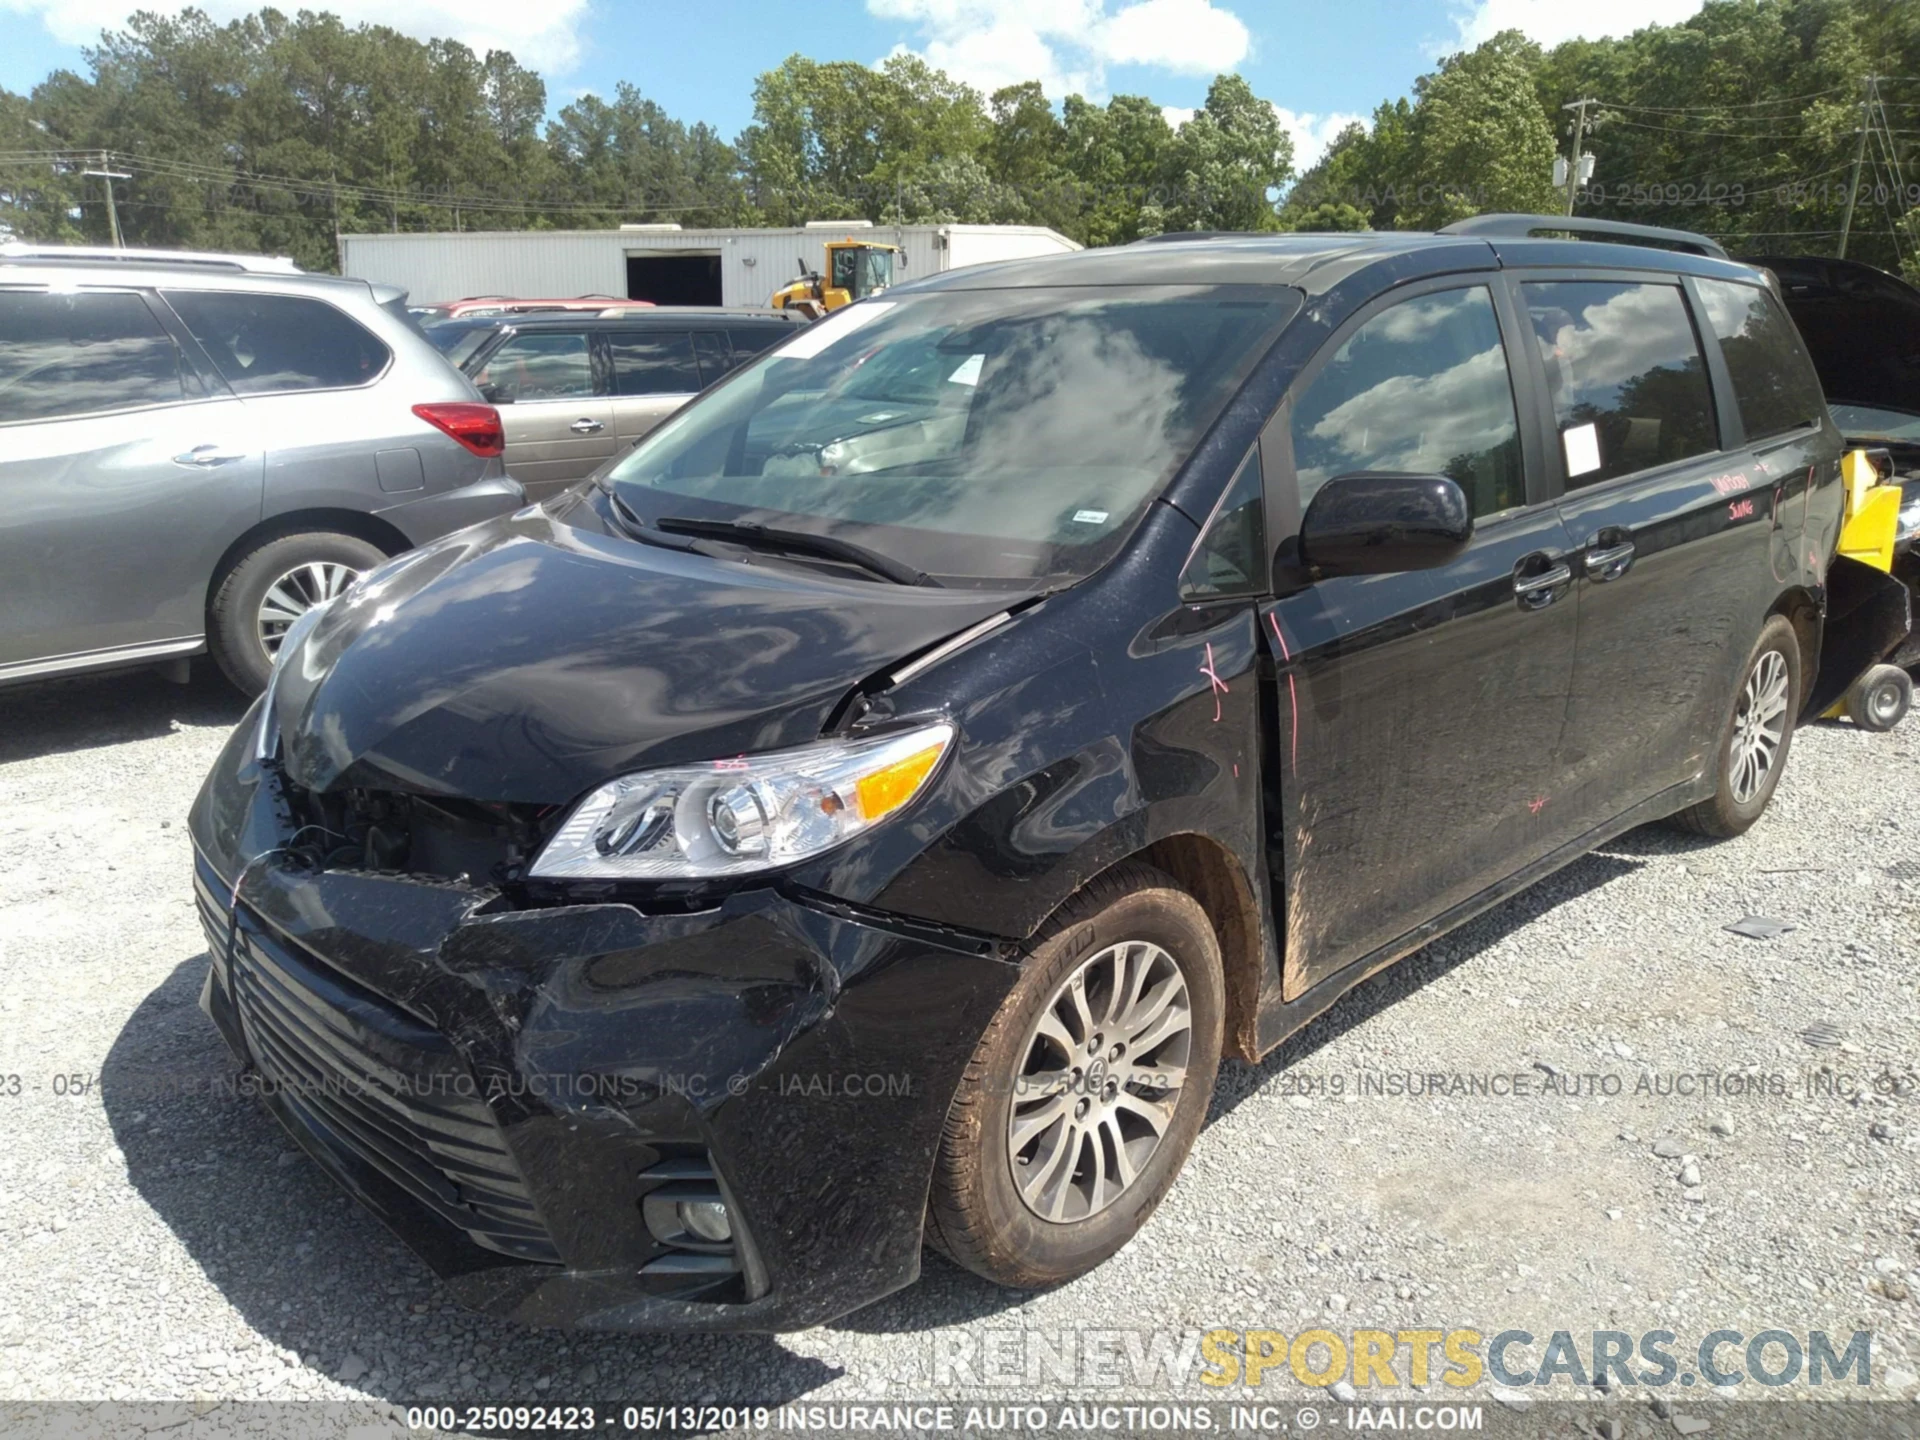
654, 516, 939, 587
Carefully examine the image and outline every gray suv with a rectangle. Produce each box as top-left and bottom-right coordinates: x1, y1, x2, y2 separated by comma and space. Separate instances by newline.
0, 245, 525, 695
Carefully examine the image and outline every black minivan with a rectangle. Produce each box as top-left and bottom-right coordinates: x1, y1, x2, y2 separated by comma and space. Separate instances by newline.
190, 216, 1845, 1331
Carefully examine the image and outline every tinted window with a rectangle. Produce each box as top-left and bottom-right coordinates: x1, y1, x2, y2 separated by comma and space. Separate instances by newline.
475, 332, 594, 401
610, 332, 701, 396
1695, 278, 1828, 442
1521, 281, 1717, 487
1179, 449, 1266, 597
727, 326, 788, 361
0, 290, 186, 423
1290, 286, 1524, 519
163, 290, 390, 395
609, 285, 1297, 585
690, 330, 731, 386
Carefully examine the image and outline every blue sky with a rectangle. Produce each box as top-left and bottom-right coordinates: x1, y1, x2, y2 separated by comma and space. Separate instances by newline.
0, 0, 1707, 169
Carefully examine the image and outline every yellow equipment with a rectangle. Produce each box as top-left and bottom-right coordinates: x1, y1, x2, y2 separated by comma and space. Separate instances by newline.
1824, 448, 1913, 729
771, 239, 899, 319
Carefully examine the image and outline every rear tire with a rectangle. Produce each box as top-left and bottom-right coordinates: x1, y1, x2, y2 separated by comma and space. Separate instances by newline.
1845, 664, 1912, 732
927, 863, 1223, 1289
208, 532, 385, 696
1670, 614, 1801, 838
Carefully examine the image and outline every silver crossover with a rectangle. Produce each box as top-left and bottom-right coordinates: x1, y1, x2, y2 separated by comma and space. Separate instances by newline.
0, 245, 525, 694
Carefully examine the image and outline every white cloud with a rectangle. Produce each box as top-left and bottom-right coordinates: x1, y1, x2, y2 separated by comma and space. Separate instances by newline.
0, 0, 593, 74
1445, 0, 1706, 52
1161, 105, 1196, 129
1098, 0, 1249, 74
870, 0, 1251, 101
1272, 106, 1368, 171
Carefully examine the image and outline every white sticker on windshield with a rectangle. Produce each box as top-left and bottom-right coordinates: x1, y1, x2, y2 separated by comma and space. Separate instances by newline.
1562, 421, 1602, 478
768, 301, 897, 361
947, 353, 984, 386
1072, 509, 1110, 525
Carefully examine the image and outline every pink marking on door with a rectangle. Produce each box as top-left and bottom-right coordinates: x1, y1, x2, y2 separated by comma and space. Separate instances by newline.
1199, 641, 1229, 722
1528, 796, 1547, 815
1266, 611, 1300, 776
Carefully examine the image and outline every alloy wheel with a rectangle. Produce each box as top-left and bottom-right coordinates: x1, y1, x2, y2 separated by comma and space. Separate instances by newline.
1729, 649, 1790, 805
256, 561, 361, 658
1006, 940, 1192, 1223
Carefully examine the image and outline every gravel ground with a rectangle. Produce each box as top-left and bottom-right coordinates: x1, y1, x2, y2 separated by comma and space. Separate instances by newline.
0, 663, 1916, 1423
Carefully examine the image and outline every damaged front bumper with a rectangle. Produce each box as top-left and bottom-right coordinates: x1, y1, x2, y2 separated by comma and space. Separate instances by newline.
188, 717, 1018, 1332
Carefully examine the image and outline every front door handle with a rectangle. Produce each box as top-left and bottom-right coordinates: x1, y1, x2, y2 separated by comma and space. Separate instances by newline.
570, 418, 605, 434
1584, 538, 1636, 581
172, 444, 247, 468
1513, 556, 1572, 611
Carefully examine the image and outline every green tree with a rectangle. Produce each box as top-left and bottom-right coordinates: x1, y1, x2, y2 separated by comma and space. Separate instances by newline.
1146, 72, 1293, 232
1403, 29, 1559, 227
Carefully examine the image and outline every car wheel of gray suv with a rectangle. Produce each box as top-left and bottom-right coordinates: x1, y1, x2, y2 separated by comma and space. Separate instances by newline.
209, 532, 386, 696
927, 862, 1223, 1289
1670, 614, 1801, 839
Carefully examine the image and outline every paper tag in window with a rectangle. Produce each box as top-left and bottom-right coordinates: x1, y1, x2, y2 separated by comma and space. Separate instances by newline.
1562, 422, 1602, 478
1072, 509, 1109, 525
947, 353, 984, 386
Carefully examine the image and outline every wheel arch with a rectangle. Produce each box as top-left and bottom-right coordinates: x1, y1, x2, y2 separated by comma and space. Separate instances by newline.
1106, 832, 1268, 1065
206, 508, 412, 612
1768, 585, 1822, 717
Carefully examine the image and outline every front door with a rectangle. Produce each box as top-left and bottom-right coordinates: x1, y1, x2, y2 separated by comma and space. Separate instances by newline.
0, 287, 263, 672
1260, 280, 1578, 997
473, 328, 615, 499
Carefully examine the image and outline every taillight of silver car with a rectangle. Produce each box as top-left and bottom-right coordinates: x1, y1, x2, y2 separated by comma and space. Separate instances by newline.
412, 402, 506, 457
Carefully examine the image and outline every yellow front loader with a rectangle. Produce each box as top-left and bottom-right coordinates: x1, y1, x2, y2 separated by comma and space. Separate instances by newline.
1822, 448, 1913, 729
771, 239, 898, 319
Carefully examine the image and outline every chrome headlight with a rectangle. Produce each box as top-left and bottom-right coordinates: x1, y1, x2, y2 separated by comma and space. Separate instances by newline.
529, 721, 955, 881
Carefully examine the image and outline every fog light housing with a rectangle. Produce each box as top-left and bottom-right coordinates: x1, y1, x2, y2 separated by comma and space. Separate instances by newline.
677, 1199, 733, 1244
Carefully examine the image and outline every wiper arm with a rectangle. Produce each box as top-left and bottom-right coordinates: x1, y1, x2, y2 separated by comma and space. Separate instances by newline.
654, 515, 939, 587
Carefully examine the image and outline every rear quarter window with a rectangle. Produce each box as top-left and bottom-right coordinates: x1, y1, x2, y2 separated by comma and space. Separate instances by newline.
1694, 277, 1829, 442
162, 290, 391, 395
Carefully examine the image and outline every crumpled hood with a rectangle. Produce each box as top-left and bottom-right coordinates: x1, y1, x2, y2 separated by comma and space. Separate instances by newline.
269, 507, 1019, 803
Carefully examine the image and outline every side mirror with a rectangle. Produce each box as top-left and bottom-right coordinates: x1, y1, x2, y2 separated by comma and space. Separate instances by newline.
1298, 472, 1473, 576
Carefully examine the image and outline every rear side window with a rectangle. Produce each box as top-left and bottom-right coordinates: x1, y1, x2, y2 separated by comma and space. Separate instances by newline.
0, 290, 187, 423
163, 290, 390, 395
610, 332, 701, 396
727, 325, 788, 361
1694, 277, 1828, 441
690, 331, 731, 386
1290, 286, 1525, 519
1521, 281, 1718, 487
476, 332, 594, 401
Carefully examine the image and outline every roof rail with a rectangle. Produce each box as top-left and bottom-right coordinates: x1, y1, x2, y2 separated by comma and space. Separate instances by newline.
1131, 230, 1261, 244
1437, 213, 1727, 259
0, 242, 302, 274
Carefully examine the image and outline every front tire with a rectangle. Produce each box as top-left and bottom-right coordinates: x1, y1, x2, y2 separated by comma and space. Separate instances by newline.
208, 532, 385, 696
1670, 614, 1801, 838
927, 863, 1224, 1289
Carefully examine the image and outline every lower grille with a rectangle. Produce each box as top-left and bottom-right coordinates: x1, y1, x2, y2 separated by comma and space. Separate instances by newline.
228, 919, 560, 1264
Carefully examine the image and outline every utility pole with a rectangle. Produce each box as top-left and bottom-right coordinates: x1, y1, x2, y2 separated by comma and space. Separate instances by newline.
1838, 76, 1875, 259
1560, 99, 1597, 216
80, 151, 130, 247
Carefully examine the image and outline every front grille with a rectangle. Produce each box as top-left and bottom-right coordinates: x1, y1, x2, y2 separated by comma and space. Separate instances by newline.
228, 920, 560, 1265
193, 857, 232, 963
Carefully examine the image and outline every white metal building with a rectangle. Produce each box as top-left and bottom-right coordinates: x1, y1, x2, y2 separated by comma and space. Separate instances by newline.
338, 223, 1080, 307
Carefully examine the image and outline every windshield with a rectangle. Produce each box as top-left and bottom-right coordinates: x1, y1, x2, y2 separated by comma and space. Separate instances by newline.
1829, 402, 1920, 442
606, 284, 1297, 585
427, 323, 499, 368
